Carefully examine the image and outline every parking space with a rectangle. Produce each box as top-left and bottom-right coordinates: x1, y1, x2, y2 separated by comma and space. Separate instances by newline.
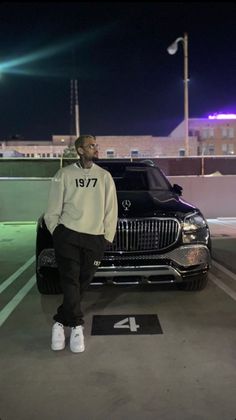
0, 222, 236, 420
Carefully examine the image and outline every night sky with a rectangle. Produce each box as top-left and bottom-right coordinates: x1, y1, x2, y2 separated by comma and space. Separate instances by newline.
0, 2, 236, 140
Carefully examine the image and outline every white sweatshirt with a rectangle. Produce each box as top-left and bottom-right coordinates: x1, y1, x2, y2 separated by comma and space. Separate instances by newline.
44, 162, 118, 243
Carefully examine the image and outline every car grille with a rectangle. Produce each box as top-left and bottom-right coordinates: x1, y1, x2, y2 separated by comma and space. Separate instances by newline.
107, 218, 180, 253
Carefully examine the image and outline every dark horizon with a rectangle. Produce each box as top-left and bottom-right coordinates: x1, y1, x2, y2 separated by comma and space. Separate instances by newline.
0, 2, 235, 140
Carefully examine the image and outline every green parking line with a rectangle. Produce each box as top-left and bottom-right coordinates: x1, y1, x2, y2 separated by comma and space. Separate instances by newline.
0, 275, 36, 327
0, 256, 35, 294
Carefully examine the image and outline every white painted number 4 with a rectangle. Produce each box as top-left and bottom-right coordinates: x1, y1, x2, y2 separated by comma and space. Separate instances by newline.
114, 317, 140, 332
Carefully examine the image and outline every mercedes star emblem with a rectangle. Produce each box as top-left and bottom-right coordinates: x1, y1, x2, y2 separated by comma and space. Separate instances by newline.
122, 200, 131, 211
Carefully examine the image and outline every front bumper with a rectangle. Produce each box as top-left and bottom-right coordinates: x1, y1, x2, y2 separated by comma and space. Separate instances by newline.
38, 244, 211, 285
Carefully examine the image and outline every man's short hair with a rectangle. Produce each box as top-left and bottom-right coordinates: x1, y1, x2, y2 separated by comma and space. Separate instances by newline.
75, 135, 96, 151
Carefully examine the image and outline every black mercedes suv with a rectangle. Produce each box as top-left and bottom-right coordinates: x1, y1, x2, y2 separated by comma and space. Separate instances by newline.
36, 159, 211, 294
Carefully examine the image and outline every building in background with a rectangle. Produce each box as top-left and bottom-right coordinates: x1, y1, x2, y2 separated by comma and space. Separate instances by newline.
0, 134, 198, 158
171, 115, 236, 156
1, 115, 236, 158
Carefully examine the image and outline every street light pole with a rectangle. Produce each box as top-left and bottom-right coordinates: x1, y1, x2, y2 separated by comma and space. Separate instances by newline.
167, 32, 189, 156
183, 33, 189, 156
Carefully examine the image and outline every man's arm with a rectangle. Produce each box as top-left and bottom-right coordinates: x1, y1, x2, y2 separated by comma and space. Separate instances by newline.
104, 173, 118, 243
44, 170, 64, 235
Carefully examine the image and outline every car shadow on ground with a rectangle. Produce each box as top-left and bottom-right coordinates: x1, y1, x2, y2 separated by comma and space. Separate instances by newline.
39, 283, 178, 320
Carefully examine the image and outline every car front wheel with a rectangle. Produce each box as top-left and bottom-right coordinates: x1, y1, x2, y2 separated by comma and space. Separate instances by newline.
36, 268, 62, 295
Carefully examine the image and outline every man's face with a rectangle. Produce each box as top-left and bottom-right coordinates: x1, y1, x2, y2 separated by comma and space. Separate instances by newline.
79, 137, 99, 161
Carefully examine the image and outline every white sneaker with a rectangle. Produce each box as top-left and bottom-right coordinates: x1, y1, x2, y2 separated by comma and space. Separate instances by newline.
70, 326, 85, 353
51, 322, 65, 351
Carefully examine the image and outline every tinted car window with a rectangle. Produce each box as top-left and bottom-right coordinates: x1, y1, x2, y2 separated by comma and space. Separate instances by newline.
114, 170, 148, 191
146, 167, 171, 191
105, 166, 171, 191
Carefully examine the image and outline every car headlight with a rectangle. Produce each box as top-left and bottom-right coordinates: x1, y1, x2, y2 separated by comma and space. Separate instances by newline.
182, 212, 209, 244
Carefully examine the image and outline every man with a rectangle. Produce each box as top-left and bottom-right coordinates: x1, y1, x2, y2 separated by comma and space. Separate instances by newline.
44, 135, 118, 353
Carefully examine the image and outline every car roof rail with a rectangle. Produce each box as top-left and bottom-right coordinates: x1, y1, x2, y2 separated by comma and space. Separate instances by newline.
139, 159, 155, 167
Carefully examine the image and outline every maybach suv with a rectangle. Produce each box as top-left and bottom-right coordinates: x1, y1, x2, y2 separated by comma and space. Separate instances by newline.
36, 159, 211, 294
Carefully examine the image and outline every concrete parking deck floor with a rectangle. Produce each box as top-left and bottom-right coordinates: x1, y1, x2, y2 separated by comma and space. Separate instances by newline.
208, 218, 236, 273
0, 220, 236, 420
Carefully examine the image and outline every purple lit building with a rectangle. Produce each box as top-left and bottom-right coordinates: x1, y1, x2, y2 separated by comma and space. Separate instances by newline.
170, 114, 236, 155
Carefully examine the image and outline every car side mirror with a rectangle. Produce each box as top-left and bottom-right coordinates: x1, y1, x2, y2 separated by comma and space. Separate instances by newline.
172, 183, 183, 196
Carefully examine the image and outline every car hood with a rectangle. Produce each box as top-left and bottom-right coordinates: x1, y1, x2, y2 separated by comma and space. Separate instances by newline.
117, 190, 197, 218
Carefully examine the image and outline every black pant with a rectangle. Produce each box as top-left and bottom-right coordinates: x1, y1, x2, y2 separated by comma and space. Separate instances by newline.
52, 225, 106, 327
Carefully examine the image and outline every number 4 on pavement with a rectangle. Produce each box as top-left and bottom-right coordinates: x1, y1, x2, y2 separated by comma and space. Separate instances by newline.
114, 317, 140, 332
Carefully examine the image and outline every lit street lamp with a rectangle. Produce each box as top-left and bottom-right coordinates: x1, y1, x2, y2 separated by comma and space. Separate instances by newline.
167, 33, 189, 156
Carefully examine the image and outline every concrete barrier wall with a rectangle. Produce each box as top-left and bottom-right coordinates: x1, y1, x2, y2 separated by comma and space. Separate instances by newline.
170, 176, 236, 218
0, 179, 51, 221
0, 176, 235, 221
2, 156, 236, 176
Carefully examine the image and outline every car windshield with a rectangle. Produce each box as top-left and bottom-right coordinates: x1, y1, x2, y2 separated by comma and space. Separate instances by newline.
103, 166, 171, 191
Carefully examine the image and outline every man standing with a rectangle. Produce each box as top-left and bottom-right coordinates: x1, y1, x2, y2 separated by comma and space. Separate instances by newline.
44, 135, 118, 353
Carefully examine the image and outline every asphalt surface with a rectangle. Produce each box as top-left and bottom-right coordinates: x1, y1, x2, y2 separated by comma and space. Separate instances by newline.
0, 219, 236, 420
208, 218, 236, 272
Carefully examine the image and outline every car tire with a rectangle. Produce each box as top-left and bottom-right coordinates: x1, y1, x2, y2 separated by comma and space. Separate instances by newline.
36, 270, 62, 295
177, 273, 208, 291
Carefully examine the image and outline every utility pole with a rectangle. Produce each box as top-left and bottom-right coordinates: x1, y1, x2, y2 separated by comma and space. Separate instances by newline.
70, 79, 74, 143
183, 33, 189, 156
74, 79, 80, 137
70, 79, 80, 140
